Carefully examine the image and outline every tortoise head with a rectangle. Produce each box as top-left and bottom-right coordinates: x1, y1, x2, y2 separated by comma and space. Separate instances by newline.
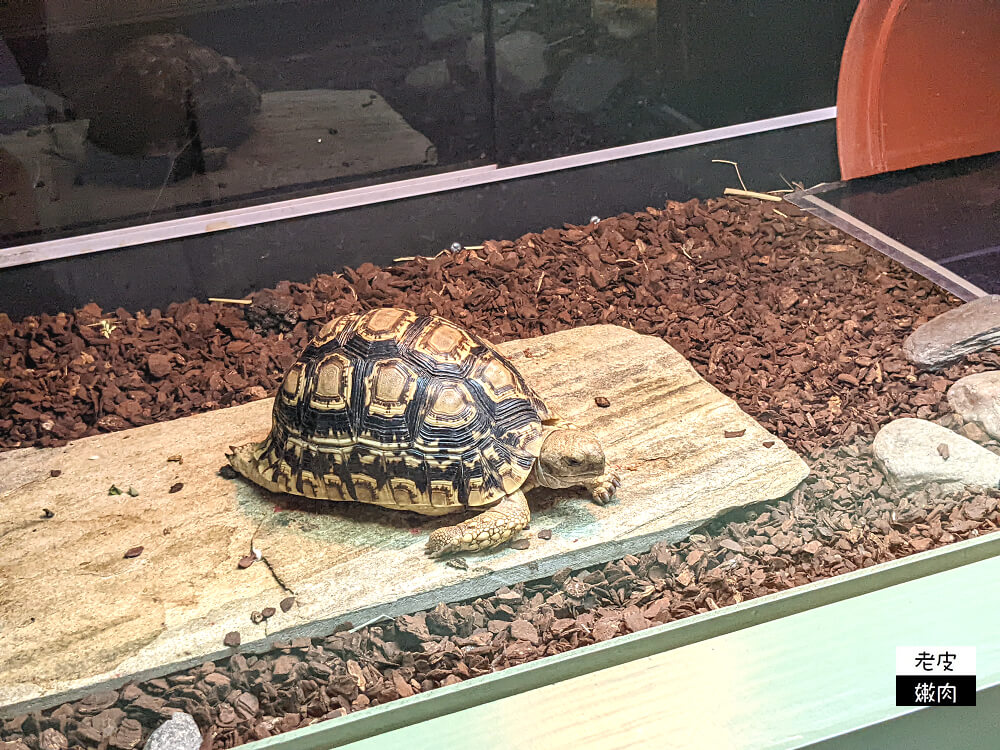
535, 427, 606, 489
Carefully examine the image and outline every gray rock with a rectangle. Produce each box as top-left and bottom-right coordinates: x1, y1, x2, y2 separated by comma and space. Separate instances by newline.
422, 0, 531, 42
143, 712, 201, 750
465, 33, 486, 72
465, 31, 549, 94
466, 31, 549, 94
903, 295, 1000, 370
0, 85, 69, 134
552, 54, 627, 113
592, 0, 656, 40
947, 371, 1000, 439
872, 417, 1000, 491
496, 31, 548, 94
423, 1, 477, 42
405, 59, 452, 90
0, 85, 45, 131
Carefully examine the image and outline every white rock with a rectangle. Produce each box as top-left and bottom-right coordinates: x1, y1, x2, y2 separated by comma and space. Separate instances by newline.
423, 0, 531, 42
405, 60, 452, 90
143, 712, 201, 750
466, 31, 548, 94
948, 370, 1000, 439
592, 0, 656, 40
872, 417, 1000, 490
496, 31, 548, 94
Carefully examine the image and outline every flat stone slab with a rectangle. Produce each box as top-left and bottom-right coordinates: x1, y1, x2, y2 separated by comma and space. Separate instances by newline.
0, 325, 808, 712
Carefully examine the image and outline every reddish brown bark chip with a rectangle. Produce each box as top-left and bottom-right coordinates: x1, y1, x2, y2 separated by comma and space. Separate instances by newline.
510, 538, 530, 550
223, 632, 241, 648
261, 607, 276, 619
910, 538, 933, 552
937, 443, 950, 460
724, 429, 746, 438
237, 555, 256, 569
537, 529, 553, 540
123, 546, 143, 559
49, 469, 61, 477
763, 441, 775, 448
280, 597, 295, 612
168, 482, 183, 493
594, 396, 611, 408
509, 619, 540, 644
146, 353, 172, 378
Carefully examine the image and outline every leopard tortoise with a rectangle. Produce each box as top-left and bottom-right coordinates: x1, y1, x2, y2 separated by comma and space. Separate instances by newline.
227, 307, 620, 556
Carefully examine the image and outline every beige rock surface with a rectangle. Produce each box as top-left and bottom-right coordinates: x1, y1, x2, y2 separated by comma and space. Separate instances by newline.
0, 325, 808, 712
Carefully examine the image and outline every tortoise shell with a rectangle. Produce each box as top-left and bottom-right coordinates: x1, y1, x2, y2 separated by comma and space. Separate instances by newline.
242, 307, 551, 513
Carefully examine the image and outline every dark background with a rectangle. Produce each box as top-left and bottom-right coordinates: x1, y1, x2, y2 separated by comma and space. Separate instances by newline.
0, 0, 856, 315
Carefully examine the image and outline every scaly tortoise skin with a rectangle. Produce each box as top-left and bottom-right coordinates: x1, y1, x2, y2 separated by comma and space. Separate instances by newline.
227, 307, 620, 556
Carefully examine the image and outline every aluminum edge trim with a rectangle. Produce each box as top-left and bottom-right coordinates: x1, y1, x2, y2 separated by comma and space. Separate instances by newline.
0, 107, 836, 269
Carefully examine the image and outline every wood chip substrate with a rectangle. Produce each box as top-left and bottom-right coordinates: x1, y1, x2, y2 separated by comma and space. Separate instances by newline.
3, 197, 1000, 749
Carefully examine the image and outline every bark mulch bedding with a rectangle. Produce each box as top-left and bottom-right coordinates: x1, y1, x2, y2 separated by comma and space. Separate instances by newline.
3, 196, 1000, 750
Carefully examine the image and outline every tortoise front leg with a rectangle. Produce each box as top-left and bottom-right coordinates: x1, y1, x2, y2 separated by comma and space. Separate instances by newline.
586, 472, 621, 505
425, 490, 530, 557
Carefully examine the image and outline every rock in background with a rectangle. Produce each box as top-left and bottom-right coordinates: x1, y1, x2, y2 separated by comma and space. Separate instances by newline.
591, 0, 657, 40
405, 59, 452, 90
422, 0, 532, 42
551, 54, 627, 113
80, 34, 261, 175
467, 31, 549, 95
948, 371, 1000, 439
0, 84, 71, 134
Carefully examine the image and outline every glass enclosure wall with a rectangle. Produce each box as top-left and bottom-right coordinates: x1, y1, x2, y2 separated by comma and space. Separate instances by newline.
0, 0, 857, 246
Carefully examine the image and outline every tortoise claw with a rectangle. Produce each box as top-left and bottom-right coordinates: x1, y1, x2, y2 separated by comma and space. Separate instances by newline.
589, 472, 620, 506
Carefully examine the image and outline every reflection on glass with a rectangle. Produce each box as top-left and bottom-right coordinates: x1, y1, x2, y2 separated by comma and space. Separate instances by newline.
494, 0, 858, 163
0, 0, 493, 244
0, 0, 858, 245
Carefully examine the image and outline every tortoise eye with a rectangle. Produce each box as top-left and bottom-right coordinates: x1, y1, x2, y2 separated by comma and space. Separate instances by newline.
566, 458, 581, 467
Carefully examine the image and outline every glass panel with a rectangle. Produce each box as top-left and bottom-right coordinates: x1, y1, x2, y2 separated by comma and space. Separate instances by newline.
805, 152, 1000, 296
0, 0, 493, 245
494, 0, 858, 163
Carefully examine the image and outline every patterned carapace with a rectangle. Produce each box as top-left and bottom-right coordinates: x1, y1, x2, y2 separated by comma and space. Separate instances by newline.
243, 308, 550, 513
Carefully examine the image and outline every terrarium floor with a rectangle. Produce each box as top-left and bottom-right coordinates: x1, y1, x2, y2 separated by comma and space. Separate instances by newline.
0, 324, 808, 711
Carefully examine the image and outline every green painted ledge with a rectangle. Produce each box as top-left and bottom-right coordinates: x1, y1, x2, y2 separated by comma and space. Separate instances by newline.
241, 531, 1000, 750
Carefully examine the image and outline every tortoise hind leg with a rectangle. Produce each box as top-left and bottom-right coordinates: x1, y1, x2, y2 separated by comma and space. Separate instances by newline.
425, 490, 530, 557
